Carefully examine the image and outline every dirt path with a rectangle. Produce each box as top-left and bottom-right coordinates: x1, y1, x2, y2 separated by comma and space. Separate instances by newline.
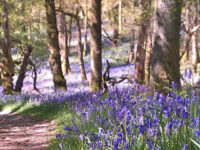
0, 113, 55, 150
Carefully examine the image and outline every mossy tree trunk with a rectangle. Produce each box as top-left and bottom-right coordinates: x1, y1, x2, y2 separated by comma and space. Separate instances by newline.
149, 0, 182, 93
45, 0, 67, 91
75, 10, 87, 80
89, 0, 102, 92
1, 0, 15, 95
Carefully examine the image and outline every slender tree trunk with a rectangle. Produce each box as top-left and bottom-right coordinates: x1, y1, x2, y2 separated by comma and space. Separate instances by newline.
83, 0, 88, 56
45, 0, 67, 90
67, 17, 73, 51
128, 0, 136, 64
134, 0, 151, 83
1, 0, 14, 95
185, 3, 191, 60
28, 23, 32, 40
118, 0, 122, 33
75, 11, 87, 80
15, 45, 33, 92
89, 0, 102, 92
113, 5, 119, 46
192, 32, 198, 73
149, 0, 182, 93
128, 28, 135, 64
144, 27, 152, 85
66, 17, 73, 73
184, 34, 192, 61
57, 13, 71, 75
191, 1, 199, 73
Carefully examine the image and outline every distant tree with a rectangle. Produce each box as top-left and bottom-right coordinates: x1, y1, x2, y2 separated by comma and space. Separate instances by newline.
75, 9, 87, 80
144, 27, 152, 85
113, 4, 119, 45
56, 13, 71, 75
83, 0, 88, 56
89, 0, 102, 92
149, 0, 182, 93
1, 0, 15, 94
191, 0, 199, 73
45, 0, 67, 90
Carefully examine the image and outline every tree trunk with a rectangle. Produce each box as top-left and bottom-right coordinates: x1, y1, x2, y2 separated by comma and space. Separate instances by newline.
75, 11, 87, 81
185, 2, 191, 61
128, 28, 135, 64
1, 0, 15, 95
67, 17, 73, 52
15, 45, 33, 92
118, 0, 122, 33
89, 0, 102, 92
134, 0, 151, 84
83, 0, 88, 56
113, 5, 119, 46
66, 17, 73, 73
149, 0, 182, 93
191, 1, 199, 73
144, 27, 152, 85
191, 32, 198, 73
56, 13, 71, 75
45, 0, 67, 90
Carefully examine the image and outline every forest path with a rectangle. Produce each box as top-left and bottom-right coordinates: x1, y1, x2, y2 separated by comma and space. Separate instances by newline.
0, 112, 55, 150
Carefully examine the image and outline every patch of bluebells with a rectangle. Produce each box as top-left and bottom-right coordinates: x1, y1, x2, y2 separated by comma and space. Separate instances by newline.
56, 82, 200, 150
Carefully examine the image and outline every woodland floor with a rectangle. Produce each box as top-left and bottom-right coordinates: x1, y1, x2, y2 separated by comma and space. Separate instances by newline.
0, 112, 55, 150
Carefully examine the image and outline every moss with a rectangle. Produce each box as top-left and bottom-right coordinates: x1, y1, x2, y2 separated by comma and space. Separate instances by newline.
89, 80, 101, 92
54, 74, 67, 90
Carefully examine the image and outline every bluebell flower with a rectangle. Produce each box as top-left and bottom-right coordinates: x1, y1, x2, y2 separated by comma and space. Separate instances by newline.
59, 143, 63, 150
184, 68, 187, 77
56, 134, 63, 140
196, 129, 200, 138
139, 125, 145, 135
188, 69, 192, 79
182, 144, 187, 150
125, 143, 129, 150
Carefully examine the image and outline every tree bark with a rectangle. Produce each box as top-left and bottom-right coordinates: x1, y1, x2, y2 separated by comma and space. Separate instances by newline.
75, 10, 87, 80
89, 0, 102, 92
1, 0, 15, 95
185, 2, 191, 60
144, 27, 152, 85
15, 45, 33, 92
128, 28, 135, 64
191, 1, 199, 73
118, 0, 122, 33
149, 0, 182, 93
83, 0, 88, 56
67, 17, 73, 52
45, 0, 67, 90
56, 13, 71, 75
113, 5, 119, 46
134, 0, 151, 84
191, 31, 198, 73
